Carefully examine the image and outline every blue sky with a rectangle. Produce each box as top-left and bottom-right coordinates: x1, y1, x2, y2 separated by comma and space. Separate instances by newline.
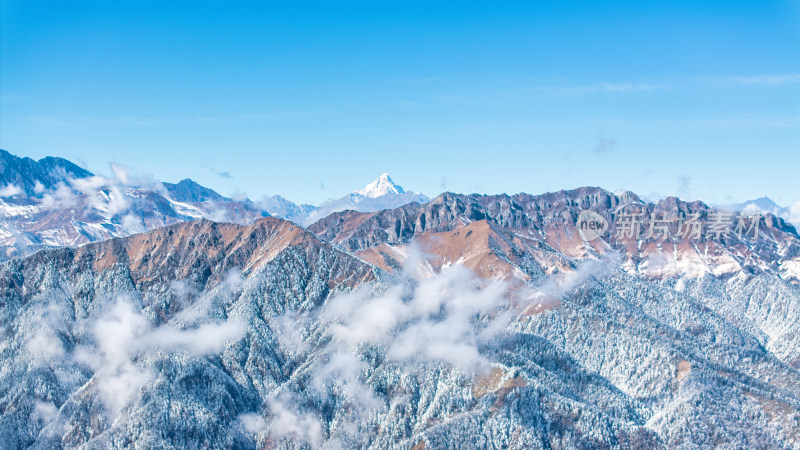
1, 1, 798, 205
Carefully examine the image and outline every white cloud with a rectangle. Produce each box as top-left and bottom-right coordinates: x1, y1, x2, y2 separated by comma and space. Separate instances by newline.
598, 82, 660, 92
109, 162, 164, 189
320, 265, 513, 372
32, 400, 59, 426
102, 185, 132, 216
41, 182, 79, 210
201, 202, 229, 222
79, 299, 153, 417
24, 302, 68, 365
230, 190, 248, 202
239, 413, 268, 433
788, 201, 800, 228
110, 163, 129, 185
172, 269, 243, 324
69, 175, 107, 194
263, 262, 540, 444
0, 184, 23, 197
146, 320, 245, 354
238, 394, 325, 447
223, 269, 244, 291
121, 214, 145, 234
535, 253, 620, 299
76, 296, 245, 418
257, 251, 620, 447
70, 176, 131, 216
726, 74, 800, 86
264, 393, 323, 447
539, 82, 666, 97
25, 327, 65, 362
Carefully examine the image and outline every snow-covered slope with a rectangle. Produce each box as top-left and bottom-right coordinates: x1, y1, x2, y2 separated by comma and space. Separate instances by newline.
354, 172, 405, 197
3, 214, 800, 448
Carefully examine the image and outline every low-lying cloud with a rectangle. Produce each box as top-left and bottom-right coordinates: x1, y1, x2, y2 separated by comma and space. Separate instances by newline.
74, 296, 245, 418
0, 184, 24, 198
244, 252, 620, 446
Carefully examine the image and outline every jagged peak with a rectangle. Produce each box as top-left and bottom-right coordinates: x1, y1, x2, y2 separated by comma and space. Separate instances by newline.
355, 173, 405, 198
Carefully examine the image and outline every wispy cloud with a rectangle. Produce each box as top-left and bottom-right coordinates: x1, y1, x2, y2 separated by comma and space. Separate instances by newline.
26, 116, 227, 127
788, 201, 800, 227
25, 111, 307, 128
0, 184, 24, 197
437, 80, 669, 105
677, 115, 800, 128
598, 82, 662, 92
677, 174, 692, 199
537, 82, 667, 97
75, 295, 245, 419
591, 136, 618, 155
701, 73, 800, 87
394, 76, 443, 85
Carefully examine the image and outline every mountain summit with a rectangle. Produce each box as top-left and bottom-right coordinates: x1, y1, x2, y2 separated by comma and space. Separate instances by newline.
724, 196, 800, 228
262, 172, 429, 226
354, 172, 405, 198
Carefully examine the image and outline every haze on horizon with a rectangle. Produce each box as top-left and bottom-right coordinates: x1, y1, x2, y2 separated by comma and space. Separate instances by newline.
0, 1, 798, 205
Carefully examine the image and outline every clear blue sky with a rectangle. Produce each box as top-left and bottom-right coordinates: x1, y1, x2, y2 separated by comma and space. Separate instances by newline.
1, 1, 798, 205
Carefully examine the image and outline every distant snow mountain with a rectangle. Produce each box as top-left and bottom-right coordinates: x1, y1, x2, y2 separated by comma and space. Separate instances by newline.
0, 150, 267, 259
724, 196, 800, 229
726, 197, 786, 216
256, 194, 318, 224
0, 150, 430, 258
0, 149, 92, 195
354, 172, 405, 197
163, 178, 228, 203
261, 172, 429, 226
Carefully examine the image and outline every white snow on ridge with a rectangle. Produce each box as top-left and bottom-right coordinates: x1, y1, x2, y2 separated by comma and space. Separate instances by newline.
0, 200, 40, 219
285, 173, 428, 226
781, 258, 800, 283
165, 198, 205, 219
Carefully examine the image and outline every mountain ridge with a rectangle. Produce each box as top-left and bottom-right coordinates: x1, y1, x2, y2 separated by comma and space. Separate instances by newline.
3, 195, 800, 447
0, 150, 435, 255
0, 149, 93, 195
266, 172, 429, 226
308, 187, 800, 284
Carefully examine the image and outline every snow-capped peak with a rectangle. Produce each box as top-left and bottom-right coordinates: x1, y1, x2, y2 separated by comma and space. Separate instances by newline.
355, 173, 405, 198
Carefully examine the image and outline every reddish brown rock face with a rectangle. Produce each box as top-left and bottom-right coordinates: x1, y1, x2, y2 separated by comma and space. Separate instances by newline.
308, 188, 800, 285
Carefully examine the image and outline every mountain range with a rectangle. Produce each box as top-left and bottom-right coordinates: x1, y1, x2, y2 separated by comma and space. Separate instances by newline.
724, 196, 800, 227
2, 149, 800, 448
0, 150, 427, 259
258, 173, 429, 226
